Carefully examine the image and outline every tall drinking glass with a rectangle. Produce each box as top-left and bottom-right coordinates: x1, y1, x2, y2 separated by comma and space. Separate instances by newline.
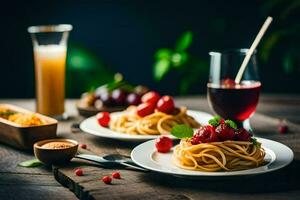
28, 24, 72, 118
207, 49, 261, 131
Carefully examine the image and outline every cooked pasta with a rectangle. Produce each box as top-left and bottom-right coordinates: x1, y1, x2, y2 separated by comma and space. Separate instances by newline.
8, 113, 45, 126
173, 139, 265, 172
109, 106, 200, 135
0, 107, 45, 126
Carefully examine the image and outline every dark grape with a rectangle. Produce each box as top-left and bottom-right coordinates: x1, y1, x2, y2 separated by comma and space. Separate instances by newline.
126, 93, 141, 105
94, 86, 108, 98
111, 89, 126, 105
99, 91, 113, 106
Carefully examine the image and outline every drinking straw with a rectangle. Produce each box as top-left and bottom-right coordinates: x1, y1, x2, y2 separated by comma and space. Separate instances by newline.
235, 16, 273, 83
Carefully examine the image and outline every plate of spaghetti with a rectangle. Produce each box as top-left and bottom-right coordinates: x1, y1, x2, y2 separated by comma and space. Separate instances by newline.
80, 108, 212, 141
131, 116, 293, 177
80, 93, 212, 141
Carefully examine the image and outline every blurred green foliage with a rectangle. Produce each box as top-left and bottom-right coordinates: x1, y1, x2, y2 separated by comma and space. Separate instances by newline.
153, 31, 209, 94
65, 1, 300, 97
153, 0, 300, 94
259, 0, 300, 74
66, 43, 114, 97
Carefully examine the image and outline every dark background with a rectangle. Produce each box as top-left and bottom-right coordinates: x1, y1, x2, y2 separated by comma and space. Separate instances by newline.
0, 0, 299, 98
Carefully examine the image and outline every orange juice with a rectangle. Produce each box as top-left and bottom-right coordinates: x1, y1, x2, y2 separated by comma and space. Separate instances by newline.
33, 45, 66, 116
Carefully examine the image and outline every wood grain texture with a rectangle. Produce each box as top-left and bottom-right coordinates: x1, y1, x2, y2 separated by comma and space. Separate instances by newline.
0, 144, 77, 200
0, 185, 77, 200
53, 157, 300, 200
0, 97, 300, 200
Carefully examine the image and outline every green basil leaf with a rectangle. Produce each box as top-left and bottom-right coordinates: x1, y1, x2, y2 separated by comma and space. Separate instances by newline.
18, 159, 43, 168
251, 138, 260, 148
171, 52, 188, 67
175, 31, 193, 52
225, 119, 238, 130
171, 124, 194, 138
208, 116, 221, 127
153, 59, 170, 81
155, 48, 172, 60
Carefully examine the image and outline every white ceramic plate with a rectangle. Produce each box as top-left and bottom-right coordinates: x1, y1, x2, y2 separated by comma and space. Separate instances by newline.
80, 110, 212, 142
131, 138, 294, 178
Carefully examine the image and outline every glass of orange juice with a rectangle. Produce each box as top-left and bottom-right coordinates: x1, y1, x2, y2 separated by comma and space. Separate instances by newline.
28, 24, 72, 118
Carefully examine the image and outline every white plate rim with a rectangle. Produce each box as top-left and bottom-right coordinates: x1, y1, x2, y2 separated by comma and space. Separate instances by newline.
80, 110, 213, 141
131, 137, 294, 177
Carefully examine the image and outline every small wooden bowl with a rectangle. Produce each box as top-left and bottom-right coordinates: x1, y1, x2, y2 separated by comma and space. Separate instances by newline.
34, 139, 78, 165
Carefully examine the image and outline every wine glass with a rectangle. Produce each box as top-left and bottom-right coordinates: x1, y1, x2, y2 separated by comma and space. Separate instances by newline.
207, 49, 261, 131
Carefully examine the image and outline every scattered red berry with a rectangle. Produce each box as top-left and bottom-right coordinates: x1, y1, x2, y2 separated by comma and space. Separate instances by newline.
215, 123, 235, 141
102, 176, 112, 184
80, 144, 87, 149
75, 168, 83, 176
137, 102, 155, 117
141, 91, 161, 104
97, 112, 110, 127
235, 128, 252, 141
191, 125, 218, 144
156, 95, 175, 114
279, 125, 288, 134
112, 171, 121, 179
155, 136, 173, 153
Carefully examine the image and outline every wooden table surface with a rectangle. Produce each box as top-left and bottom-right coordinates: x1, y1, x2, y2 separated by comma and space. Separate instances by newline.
0, 95, 300, 200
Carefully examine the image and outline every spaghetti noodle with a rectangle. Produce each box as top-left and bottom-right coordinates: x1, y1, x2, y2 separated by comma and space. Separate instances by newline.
173, 139, 265, 172
110, 106, 200, 135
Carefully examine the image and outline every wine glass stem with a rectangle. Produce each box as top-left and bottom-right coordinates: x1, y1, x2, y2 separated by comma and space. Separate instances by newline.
236, 119, 253, 133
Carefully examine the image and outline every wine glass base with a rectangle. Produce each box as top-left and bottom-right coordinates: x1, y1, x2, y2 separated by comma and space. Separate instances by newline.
243, 119, 253, 132
235, 119, 253, 133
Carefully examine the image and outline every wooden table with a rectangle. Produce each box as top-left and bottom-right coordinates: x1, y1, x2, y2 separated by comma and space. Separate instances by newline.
1, 96, 300, 200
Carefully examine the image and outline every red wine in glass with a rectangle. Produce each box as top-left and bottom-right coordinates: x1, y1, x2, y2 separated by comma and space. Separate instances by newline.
207, 80, 261, 122
208, 49, 260, 130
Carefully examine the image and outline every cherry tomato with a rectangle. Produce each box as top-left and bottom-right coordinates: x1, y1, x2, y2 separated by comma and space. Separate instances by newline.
80, 144, 87, 149
191, 125, 218, 144
75, 168, 83, 176
155, 136, 173, 153
112, 171, 121, 179
156, 95, 175, 114
136, 102, 155, 117
102, 176, 112, 184
215, 123, 235, 141
141, 91, 161, 104
96, 112, 110, 127
235, 128, 252, 141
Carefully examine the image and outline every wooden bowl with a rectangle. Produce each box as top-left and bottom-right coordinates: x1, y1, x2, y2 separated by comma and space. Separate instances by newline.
34, 139, 78, 165
76, 101, 126, 117
0, 104, 57, 150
